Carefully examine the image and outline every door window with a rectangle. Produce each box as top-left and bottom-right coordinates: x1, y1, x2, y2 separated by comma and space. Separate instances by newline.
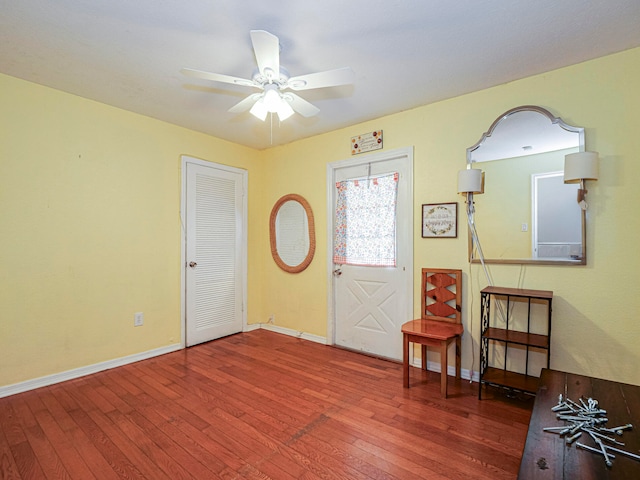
333, 172, 398, 266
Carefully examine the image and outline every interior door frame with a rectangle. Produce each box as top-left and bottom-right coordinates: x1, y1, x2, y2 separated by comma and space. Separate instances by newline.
532, 170, 582, 258
180, 155, 248, 348
325, 146, 414, 347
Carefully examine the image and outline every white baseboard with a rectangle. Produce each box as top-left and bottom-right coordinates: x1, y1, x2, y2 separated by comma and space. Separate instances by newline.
412, 358, 479, 383
254, 323, 328, 345
0, 343, 182, 399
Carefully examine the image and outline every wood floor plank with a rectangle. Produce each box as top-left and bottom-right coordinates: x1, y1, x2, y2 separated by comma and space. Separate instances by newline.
30, 405, 96, 479
0, 424, 22, 480
0, 401, 28, 448
66, 407, 148, 479
63, 424, 122, 480
38, 390, 81, 433
7, 441, 47, 480
296, 424, 402, 479
0, 330, 532, 479
22, 424, 72, 480
136, 406, 230, 478
111, 409, 216, 480
319, 396, 519, 480
88, 409, 173, 480
309, 418, 445, 480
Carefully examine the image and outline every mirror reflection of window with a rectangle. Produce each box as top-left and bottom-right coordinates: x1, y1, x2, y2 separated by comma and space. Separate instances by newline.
533, 172, 581, 259
276, 201, 309, 267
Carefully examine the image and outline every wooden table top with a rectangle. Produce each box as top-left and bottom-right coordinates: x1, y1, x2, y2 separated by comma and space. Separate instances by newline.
518, 368, 640, 479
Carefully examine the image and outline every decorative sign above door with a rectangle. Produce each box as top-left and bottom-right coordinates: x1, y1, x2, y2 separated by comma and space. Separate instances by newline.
351, 130, 383, 155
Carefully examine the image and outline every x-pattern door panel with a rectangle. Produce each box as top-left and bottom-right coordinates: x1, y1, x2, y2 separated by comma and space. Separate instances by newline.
347, 277, 397, 334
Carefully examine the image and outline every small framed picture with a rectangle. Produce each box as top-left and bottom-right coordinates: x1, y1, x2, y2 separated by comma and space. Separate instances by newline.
422, 203, 458, 238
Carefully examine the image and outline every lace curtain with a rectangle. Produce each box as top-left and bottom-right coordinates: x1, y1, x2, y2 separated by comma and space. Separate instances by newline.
333, 172, 398, 266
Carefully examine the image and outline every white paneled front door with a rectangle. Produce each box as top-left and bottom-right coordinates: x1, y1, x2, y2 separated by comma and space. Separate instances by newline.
329, 148, 413, 361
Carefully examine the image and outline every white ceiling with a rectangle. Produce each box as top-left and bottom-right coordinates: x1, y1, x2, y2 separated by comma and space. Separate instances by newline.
2, 1, 640, 150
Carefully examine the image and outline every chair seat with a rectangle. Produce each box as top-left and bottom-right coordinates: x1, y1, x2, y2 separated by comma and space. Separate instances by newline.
401, 319, 463, 341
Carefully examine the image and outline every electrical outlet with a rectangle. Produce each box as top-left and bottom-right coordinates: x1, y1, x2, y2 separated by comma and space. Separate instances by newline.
134, 312, 144, 327
268, 314, 275, 324
521, 223, 528, 232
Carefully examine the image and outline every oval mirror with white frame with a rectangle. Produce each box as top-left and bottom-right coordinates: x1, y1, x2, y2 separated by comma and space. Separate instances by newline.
270, 194, 316, 273
466, 105, 586, 265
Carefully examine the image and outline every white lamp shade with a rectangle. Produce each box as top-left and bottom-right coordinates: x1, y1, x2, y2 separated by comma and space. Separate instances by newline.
564, 151, 599, 183
458, 168, 483, 194
249, 98, 268, 121
263, 87, 281, 111
276, 99, 294, 121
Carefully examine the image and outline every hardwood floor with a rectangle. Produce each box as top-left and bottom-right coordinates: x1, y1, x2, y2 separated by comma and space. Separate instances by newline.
0, 329, 533, 479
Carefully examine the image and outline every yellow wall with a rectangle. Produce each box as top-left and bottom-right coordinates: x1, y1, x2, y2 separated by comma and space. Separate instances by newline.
262, 46, 640, 386
0, 73, 265, 386
2, 46, 640, 390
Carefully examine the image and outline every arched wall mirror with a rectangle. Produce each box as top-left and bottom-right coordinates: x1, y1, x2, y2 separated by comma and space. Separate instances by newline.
269, 194, 316, 273
466, 105, 586, 265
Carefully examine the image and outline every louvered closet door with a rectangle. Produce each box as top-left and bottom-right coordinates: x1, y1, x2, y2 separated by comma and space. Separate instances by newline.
186, 163, 244, 346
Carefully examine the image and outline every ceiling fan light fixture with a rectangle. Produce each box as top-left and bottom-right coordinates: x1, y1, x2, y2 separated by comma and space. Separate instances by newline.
275, 99, 294, 121
248, 84, 293, 121
263, 85, 281, 111
249, 98, 269, 121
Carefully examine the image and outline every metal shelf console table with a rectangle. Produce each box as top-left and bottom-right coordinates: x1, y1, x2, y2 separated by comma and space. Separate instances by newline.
479, 286, 553, 399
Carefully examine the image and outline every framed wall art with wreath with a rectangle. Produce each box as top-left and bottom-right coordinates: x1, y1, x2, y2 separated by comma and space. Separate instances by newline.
422, 202, 458, 238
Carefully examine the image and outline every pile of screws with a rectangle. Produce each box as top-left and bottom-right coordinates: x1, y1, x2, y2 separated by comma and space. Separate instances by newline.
544, 394, 639, 468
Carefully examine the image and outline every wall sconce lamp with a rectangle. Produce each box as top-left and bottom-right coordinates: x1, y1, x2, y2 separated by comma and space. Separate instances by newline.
457, 168, 484, 196
458, 168, 489, 270
249, 84, 295, 122
564, 151, 599, 210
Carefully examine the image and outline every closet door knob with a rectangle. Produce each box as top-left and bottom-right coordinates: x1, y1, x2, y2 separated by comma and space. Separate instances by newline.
189, 261, 197, 268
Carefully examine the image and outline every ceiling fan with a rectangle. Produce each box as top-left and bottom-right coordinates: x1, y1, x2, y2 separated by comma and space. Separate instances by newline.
182, 30, 354, 121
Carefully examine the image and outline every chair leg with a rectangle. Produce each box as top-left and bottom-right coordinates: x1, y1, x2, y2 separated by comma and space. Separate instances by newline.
455, 336, 461, 379
421, 345, 427, 370
440, 340, 448, 398
403, 334, 409, 388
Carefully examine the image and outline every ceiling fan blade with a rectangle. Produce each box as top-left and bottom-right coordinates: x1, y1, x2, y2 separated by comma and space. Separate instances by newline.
228, 93, 262, 113
250, 30, 280, 81
181, 68, 255, 88
287, 67, 354, 91
285, 93, 320, 118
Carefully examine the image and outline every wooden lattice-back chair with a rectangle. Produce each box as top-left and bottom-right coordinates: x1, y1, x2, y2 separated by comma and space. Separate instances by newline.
401, 268, 463, 398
